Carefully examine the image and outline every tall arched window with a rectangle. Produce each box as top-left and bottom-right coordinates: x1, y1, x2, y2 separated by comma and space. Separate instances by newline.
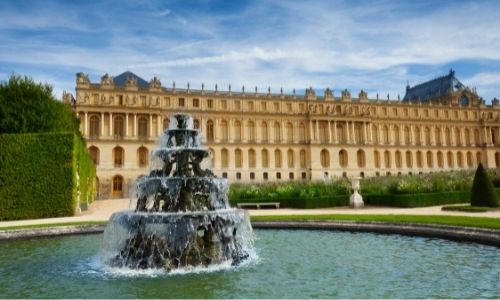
287, 149, 294, 168
248, 149, 256, 168
319, 122, 328, 143
221, 148, 229, 168
384, 151, 391, 168
437, 151, 444, 168
286, 123, 294, 142
393, 126, 400, 145
275, 149, 282, 168
374, 150, 381, 168
476, 152, 482, 165
234, 121, 242, 142
372, 125, 379, 144
220, 120, 228, 142
262, 149, 269, 168
495, 152, 500, 168
138, 116, 148, 138
404, 126, 411, 145
427, 151, 433, 168
405, 151, 412, 168
112, 175, 124, 196
89, 115, 100, 138
235, 149, 242, 168
447, 151, 454, 168
273, 122, 281, 142
113, 116, 125, 138
193, 119, 200, 129
435, 128, 442, 145
424, 127, 431, 145
465, 128, 471, 145
321, 149, 330, 168
337, 124, 345, 143
113, 146, 124, 168
206, 120, 214, 141
416, 151, 423, 168
247, 121, 255, 142
299, 123, 306, 142
395, 151, 402, 168
88, 146, 99, 165
339, 150, 348, 168
414, 127, 421, 145
474, 129, 480, 145
137, 146, 148, 168
455, 128, 462, 145
300, 149, 306, 168
383, 126, 389, 144
457, 152, 464, 168
467, 151, 473, 167
445, 128, 451, 145
261, 122, 268, 142
357, 149, 366, 168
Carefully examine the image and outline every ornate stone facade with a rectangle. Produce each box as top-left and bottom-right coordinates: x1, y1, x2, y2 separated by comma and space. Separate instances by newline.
68, 71, 500, 199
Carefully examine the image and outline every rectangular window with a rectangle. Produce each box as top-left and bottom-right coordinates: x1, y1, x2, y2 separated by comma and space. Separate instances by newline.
250, 172, 255, 180
247, 101, 254, 111
289, 172, 294, 180
222, 172, 228, 179
178, 98, 185, 107
193, 98, 199, 107
263, 172, 268, 180
276, 172, 281, 180
118, 95, 123, 105
207, 99, 213, 109
299, 104, 305, 112
234, 101, 240, 110
236, 172, 241, 180
221, 100, 227, 110
164, 97, 170, 107
301, 172, 307, 180
274, 102, 280, 111
261, 102, 266, 111
287, 103, 292, 112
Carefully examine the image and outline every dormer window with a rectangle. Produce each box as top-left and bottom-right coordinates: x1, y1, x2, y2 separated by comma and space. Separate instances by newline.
460, 95, 469, 106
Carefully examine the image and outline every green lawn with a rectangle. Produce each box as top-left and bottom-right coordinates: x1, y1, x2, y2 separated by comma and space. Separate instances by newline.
0, 221, 107, 231
250, 214, 500, 230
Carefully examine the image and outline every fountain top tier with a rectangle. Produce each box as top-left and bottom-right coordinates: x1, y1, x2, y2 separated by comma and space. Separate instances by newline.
135, 113, 224, 213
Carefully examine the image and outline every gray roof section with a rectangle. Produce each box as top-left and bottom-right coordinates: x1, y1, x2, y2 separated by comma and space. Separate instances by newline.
403, 69, 466, 101
113, 71, 149, 88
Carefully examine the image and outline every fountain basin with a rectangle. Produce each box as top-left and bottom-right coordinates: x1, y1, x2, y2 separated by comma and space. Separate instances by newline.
101, 209, 253, 270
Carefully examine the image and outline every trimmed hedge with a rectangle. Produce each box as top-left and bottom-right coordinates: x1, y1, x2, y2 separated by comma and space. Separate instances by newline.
0, 132, 96, 220
470, 163, 499, 207
363, 191, 470, 208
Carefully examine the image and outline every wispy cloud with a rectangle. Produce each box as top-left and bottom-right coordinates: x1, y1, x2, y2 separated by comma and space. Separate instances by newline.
0, 0, 499, 101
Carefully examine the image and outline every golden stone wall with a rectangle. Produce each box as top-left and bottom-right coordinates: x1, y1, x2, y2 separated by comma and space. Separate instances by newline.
70, 73, 500, 199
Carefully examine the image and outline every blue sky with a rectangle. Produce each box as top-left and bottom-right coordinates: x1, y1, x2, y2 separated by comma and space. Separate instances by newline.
1, 0, 500, 101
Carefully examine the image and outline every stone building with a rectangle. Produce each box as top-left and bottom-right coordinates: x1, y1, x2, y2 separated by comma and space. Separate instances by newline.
65, 70, 500, 199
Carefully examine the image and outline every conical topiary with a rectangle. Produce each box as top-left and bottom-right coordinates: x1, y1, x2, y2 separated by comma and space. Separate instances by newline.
470, 163, 499, 207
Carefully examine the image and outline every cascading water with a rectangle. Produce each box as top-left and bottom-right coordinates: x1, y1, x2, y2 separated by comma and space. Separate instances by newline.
101, 113, 255, 271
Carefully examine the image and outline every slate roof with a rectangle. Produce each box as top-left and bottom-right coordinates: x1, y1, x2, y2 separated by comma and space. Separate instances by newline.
403, 69, 466, 102
113, 71, 149, 88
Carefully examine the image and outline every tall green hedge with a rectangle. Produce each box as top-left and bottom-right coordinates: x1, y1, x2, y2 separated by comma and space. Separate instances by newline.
0, 132, 95, 221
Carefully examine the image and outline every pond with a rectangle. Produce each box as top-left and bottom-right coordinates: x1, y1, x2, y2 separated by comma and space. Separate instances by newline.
0, 230, 499, 298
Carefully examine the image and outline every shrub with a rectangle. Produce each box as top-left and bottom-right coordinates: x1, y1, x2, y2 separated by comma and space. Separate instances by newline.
470, 163, 499, 207
441, 205, 492, 212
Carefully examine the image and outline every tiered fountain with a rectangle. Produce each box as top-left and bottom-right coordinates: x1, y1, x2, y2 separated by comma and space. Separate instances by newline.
101, 114, 254, 271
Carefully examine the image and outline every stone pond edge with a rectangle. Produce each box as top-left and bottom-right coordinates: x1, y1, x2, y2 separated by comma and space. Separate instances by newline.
1, 221, 499, 247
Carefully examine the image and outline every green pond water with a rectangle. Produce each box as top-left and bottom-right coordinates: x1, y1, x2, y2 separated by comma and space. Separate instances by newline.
0, 229, 499, 298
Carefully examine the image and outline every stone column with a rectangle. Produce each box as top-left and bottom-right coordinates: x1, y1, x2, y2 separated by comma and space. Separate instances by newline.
134, 114, 137, 137
431, 125, 436, 146
327, 121, 332, 143
149, 114, 153, 137
410, 125, 415, 146
351, 121, 356, 144
157, 114, 161, 136
367, 122, 373, 144
101, 112, 104, 137
84, 112, 88, 136
460, 127, 465, 147
309, 120, 313, 143
109, 112, 113, 136
315, 120, 319, 143
125, 113, 129, 137
363, 122, 368, 144
333, 121, 338, 143
346, 121, 351, 144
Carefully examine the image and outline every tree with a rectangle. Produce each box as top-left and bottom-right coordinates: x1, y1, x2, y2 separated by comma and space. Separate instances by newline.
0, 75, 79, 134
470, 163, 499, 207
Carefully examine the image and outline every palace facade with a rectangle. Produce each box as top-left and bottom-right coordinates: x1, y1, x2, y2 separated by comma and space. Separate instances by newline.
66, 70, 500, 199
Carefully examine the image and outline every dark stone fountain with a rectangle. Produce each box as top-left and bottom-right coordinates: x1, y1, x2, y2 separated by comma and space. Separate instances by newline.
101, 114, 254, 271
